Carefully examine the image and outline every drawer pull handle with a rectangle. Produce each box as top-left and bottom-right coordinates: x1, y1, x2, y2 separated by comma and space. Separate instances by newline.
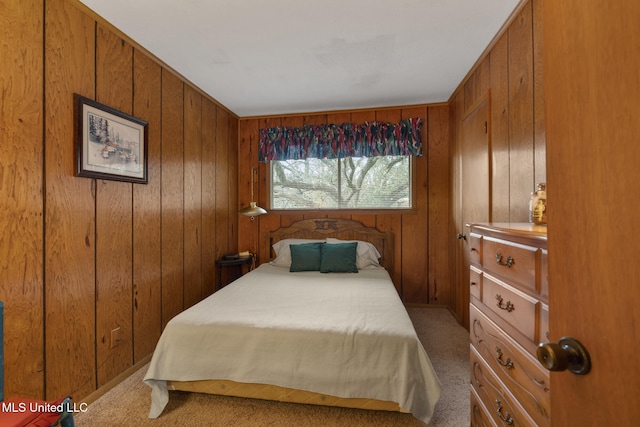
470, 281, 477, 286
495, 398, 514, 425
496, 347, 514, 369
495, 294, 515, 312
496, 253, 514, 268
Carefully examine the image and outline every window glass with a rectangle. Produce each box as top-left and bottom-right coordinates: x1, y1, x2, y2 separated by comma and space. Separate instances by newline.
270, 156, 412, 210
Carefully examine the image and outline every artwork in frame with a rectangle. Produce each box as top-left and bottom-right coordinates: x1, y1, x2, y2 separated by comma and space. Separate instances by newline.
75, 94, 148, 184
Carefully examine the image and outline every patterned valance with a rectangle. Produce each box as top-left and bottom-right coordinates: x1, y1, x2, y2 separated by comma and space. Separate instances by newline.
258, 117, 423, 162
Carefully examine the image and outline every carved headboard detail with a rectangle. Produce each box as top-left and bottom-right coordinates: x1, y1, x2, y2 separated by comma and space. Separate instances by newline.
268, 218, 394, 272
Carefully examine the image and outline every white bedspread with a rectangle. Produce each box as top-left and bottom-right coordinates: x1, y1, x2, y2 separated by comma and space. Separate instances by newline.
144, 264, 442, 423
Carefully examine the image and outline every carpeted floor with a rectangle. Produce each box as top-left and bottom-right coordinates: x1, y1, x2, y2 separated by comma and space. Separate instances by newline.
75, 307, 470, 426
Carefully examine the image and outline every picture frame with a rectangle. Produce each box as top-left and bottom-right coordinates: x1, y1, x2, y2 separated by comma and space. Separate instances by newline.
75, 94, 148, 184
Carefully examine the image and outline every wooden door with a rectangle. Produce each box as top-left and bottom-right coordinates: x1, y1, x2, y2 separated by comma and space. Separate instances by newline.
457, 97, 490, 328
543, 1, 640, 424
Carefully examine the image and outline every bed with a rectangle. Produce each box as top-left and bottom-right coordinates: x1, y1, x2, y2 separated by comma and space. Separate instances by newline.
144, 218, 442, 424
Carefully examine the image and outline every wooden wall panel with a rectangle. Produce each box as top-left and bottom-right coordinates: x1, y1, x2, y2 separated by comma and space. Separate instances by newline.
161, 71, 184, 328
215, 109, 231, 274
508, 1, 535, 222
95, 24, 134, 388
184, 86, 203, 309
228, 116, 239, 255
237, 118, 258, 257
201, 100, 218, 297
426, 105, 451, 305
533, 0, 546, 186
0, 0, 44, 399
132, 49, 162, 363
464, 57, 491, 113
399, 107, 429, 303
476, 58, 491, 104
44, 0, 96, 400
490, 34, 510, 222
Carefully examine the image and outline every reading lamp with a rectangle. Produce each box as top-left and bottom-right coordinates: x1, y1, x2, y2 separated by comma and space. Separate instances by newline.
238, 167, 267, 221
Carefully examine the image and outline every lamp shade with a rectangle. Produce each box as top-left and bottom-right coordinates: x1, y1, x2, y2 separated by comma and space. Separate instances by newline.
240, 167, 267, 220
239, 201, 267, 217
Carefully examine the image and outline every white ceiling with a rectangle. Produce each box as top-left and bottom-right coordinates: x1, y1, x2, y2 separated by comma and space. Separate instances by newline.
78, 0, 520, 117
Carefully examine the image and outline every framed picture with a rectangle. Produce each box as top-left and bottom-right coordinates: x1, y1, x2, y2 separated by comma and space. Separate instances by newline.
75, 94, 148, 184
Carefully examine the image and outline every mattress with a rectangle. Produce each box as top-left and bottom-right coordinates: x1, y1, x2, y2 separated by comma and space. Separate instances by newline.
144, 263, 441, 423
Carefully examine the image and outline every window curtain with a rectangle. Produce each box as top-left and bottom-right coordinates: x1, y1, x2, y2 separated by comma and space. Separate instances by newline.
258, 117, 423, 162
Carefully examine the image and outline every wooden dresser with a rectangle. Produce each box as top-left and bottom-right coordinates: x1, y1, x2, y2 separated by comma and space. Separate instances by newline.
468, 223, 549, 426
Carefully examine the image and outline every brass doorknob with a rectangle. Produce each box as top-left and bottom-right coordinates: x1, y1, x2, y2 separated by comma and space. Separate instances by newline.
536, 337, 591, 375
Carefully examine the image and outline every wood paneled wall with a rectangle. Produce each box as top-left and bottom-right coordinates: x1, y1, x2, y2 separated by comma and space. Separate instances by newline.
455, 0, 546, 222
449, 0, 546, 326
0, 0, 238, 401
238, 105, 450, 305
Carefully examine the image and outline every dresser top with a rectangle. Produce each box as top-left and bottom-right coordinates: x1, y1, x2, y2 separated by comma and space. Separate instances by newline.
467, 222, 548, 244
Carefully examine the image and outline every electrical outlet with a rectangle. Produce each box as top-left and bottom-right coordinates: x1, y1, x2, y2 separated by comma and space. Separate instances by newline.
110, 327, 122, 348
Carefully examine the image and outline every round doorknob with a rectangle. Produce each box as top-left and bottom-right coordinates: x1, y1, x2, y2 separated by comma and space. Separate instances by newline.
536, 337, 591, 375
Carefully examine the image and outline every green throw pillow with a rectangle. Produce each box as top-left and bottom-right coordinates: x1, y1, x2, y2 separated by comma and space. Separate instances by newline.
320, 242, 358, 273
289, 242, 324, 272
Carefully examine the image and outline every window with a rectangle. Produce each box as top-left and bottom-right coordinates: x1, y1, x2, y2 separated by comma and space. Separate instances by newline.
270, 156, 412, 210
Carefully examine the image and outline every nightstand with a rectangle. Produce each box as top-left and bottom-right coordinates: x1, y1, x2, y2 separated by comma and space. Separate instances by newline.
215, 256, 254, 290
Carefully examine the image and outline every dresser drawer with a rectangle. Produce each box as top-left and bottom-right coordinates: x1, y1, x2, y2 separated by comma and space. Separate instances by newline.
470, 304, 550, 426
470, 233, 482, 266
482, 274, 539, 344
470, 266, 483, 300
471, 345, 537, 427
483, 237, 540, 294
471, 386, 497, 427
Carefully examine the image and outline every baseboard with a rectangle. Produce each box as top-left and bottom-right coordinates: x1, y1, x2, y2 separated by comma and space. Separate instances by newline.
81, 354, 152, 405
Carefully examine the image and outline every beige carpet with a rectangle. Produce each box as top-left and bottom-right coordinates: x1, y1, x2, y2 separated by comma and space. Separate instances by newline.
75, 307, 470, 426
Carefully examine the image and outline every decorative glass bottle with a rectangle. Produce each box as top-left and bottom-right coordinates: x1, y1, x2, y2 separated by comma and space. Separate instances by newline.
529, 183, 547, 225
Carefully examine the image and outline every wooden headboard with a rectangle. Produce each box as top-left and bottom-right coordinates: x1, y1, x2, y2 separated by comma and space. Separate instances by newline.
269, 219, 394, 272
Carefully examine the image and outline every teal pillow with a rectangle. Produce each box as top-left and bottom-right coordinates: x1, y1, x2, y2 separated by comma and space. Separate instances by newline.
320, 242, 358, 273
289, 242, 324, 272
